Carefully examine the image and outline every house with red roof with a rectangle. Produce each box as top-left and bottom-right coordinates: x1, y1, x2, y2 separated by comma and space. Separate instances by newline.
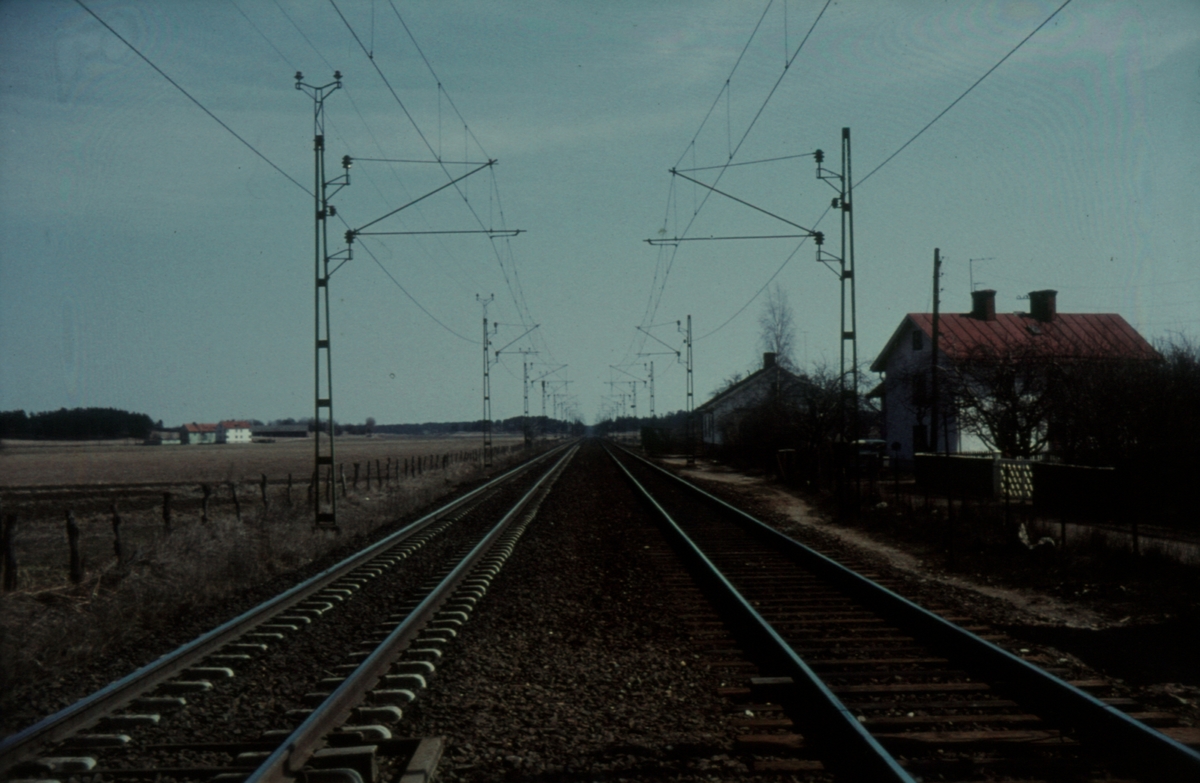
217, 420, 254, 444
182, 422, 219, 445
870, 289, 1155, 461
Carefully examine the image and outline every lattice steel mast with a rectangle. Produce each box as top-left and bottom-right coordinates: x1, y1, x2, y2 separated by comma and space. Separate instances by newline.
296, 71, 349, 529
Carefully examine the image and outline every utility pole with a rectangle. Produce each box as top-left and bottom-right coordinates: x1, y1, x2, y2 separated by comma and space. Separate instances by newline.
610, 364, 649, 421
647, 361, 655, 416
523, 360, 530, 447
492, 326, 539, 448
816, 127, 859, 449
646, 130, 855, 473
296, 70, 348, 530
684, 315, 694, 466
930, 248, 941, 454
478, 294, 494, 468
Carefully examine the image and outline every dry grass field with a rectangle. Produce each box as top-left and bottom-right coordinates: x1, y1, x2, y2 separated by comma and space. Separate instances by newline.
0, 433, 541, 723
0, 433, 519, 487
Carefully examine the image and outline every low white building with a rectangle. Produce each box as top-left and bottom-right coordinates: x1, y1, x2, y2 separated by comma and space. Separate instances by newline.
217, 420, 253, 444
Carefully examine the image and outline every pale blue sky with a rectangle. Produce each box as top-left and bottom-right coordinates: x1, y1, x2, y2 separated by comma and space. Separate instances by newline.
2, 0, 1197, 426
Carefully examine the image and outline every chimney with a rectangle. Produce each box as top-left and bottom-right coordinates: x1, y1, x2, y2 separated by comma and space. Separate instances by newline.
1029, 289, 1057, 322
763, 352, 777, 370
970, 289, 997, 321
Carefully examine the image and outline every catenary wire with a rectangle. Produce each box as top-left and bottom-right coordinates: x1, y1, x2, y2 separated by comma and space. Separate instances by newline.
73, 0, 311, 197
856, 0, 1073, 188
650, 0, 1071, 360
330, 0, 541, 341
642, 0, 832, 334
236, 0, 487, 331
696, 205, 831, 341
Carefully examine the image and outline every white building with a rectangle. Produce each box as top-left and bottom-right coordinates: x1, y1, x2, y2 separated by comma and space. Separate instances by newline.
217, 420, 253, 444
870, 289, 1156, 462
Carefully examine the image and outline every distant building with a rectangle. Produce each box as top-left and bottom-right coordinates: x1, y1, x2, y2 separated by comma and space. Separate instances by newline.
697, 353, 805, 447
144, 430, 182, 446
217, 420, 253, 444
870, 289, 1156, 461
182, 422, 218, 445
250, 424, 310, 440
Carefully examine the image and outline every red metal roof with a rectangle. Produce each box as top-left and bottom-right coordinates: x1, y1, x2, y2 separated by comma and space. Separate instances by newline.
871, 311, 1155, 371
184, 422, 218, 433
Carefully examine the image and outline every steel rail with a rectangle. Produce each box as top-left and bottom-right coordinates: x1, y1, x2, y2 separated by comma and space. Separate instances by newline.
245, 444, 578, 783
605, 443, 914, 782
614, 445, 1200, 781
0, 443, 571, 773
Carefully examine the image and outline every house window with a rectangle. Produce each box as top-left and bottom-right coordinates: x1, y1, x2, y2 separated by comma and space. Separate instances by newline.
913, 424, 929, 453
912, 330, 924, 351
912, 373, 927, 406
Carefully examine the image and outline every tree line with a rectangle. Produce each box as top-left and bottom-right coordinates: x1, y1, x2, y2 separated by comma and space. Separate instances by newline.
0, 408, 156, 440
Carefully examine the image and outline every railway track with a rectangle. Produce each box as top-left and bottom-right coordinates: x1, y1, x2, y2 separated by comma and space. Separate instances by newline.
606, 443, 1200, 782
0, 443, 577, 783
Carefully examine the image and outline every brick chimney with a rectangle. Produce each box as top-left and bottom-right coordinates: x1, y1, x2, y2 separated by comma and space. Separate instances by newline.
763, 352, 777, 369
970, 289, 997, 321
1029, 290, 1057, 323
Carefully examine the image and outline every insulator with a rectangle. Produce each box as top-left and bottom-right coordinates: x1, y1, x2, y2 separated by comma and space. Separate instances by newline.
814, 149, 824, 164
342, 155, 352, 169
832, 197, 839, 209
814, 231, 825, 246
327, 205, 337, 217
344, 230, 355, 244
295, 71, 303, 82
334, 70, 342, 81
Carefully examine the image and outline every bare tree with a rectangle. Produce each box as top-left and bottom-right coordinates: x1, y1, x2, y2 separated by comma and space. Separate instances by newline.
758, 283, 796, 369
942, 343, 1060, 458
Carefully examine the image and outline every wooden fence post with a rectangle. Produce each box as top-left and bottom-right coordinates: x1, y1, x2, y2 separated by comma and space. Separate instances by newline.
260, 474, 269, 514
287, 473, 293, 507
111, 501, 124, 566
201, 483, 212, 524
353, 462, 360, 490
229, 481, 242, 522
1, 514, 17, 591
162, 491, 172, 533
66, 510, 82, 584
376, 459, 382, 490
339, 464, 348, 497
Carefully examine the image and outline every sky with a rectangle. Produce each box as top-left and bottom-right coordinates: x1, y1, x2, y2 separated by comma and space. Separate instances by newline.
1, 0, 1197, 428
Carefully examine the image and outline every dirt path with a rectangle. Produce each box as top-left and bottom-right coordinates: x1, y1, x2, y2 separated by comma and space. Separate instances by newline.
666, 458, 1113, 630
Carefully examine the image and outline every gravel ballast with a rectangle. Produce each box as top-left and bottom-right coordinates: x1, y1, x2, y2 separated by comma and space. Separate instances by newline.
401, 444, 822, 781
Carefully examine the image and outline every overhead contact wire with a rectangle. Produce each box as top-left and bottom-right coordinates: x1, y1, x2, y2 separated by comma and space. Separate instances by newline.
74, 0, 310, 197
857, 0, 1073, 187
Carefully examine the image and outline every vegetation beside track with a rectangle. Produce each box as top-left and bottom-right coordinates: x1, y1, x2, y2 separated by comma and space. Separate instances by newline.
0, 441, 554, 733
